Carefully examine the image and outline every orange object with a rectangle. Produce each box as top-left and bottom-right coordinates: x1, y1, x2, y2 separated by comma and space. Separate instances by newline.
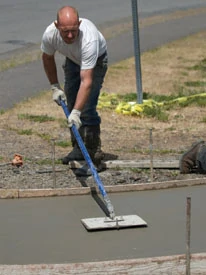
11, 154, 23, 167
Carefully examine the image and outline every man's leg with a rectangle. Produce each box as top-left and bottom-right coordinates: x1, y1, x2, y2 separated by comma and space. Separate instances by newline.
62, 53, 108, 168
75, 53, 108, 175
62, 58, 84, 164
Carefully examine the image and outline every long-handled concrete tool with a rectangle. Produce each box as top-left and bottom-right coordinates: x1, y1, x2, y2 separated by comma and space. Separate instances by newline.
60, 100, 147, 231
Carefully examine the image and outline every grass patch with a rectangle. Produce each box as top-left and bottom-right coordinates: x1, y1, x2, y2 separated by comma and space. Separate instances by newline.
56, 140, 71, 148
184, 81, 206, 87
58, 118, 68, 128
166, 126, 177, 131
125, 147, 179, 155
129, 168, 147, 173
17, 129, 33, 135
143, 105, 169, 121
144, 90, 199, 101
115, 89, 201, 104
145, 149, 180, 154
190, 58, 206, 72
18, 113, 55, 123
37, 133, 52, 141
179, 95, 206, 107
144, 92, 180, 102
35, 159, 61, 165
118, 93, 137, 102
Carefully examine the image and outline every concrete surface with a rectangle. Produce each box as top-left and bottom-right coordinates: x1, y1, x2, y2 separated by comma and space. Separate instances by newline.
0, 185, 206, 265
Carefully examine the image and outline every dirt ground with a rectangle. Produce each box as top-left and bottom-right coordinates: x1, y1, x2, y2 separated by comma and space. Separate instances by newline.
0, 106, 205, 190
0, 29, 206, 189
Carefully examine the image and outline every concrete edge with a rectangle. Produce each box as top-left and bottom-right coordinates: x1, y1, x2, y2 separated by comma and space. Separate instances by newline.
0, 253, 205, 274
0, 177, 206, 199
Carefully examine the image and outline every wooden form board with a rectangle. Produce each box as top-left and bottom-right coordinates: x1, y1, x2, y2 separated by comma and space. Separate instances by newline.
68, 159, 180, 169
0, 177, 206, 199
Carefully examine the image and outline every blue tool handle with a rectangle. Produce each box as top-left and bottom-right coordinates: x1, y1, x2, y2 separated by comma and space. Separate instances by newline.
60, 100, 115, 218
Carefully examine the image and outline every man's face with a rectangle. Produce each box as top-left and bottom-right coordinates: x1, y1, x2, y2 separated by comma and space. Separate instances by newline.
56, 21, 81, 44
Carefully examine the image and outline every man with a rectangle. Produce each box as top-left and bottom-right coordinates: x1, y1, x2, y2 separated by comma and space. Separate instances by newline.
41, 6, 107, 176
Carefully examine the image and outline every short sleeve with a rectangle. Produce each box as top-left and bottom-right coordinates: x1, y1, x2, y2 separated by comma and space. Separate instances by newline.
81, 41, 99, 70
41, 31, 56, 56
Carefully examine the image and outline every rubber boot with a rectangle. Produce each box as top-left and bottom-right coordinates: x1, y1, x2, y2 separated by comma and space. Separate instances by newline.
179, 140, 205, 174
75, 125, 105, 176
61, 128, 85, 164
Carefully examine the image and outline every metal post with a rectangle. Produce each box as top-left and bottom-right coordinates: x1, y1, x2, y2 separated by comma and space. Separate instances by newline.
131, 0, 143, 104
186, 197, 191, 275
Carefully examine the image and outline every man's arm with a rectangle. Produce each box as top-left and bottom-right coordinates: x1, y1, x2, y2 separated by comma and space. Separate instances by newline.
67, 68, 93, 129
42, 52, 66, 105
42, 52, 59, 85
73, 68, 93, 111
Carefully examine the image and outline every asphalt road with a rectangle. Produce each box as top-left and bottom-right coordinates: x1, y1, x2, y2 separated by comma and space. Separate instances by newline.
0, 185, 206, 265
1, 0, 206, 54
0, 8, 206, 110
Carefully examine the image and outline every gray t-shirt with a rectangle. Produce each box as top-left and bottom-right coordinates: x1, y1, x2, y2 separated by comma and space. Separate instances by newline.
41, 18, 107, 70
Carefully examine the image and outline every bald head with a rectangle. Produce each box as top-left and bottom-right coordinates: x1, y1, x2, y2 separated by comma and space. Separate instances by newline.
55, 6, 81, 44
57, 6, 79, 26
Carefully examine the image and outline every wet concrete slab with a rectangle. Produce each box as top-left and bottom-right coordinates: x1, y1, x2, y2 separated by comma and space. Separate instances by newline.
0, 185, 205, 265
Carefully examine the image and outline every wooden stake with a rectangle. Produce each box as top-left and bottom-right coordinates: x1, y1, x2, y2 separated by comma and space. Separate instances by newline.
51, 139, 56, 188
149, 128, 154, 182
186, 197, 191, 275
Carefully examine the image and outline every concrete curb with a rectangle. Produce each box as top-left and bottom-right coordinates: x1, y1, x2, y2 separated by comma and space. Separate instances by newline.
1, 177, 206, 199
0, 253, 205, 275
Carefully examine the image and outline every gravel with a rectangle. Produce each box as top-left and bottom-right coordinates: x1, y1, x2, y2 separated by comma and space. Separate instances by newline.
0, 160, 205, 190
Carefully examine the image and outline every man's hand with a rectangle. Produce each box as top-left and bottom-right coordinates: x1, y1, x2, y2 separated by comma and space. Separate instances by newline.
68, 109, 82, 129
51, 83, 67, 105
